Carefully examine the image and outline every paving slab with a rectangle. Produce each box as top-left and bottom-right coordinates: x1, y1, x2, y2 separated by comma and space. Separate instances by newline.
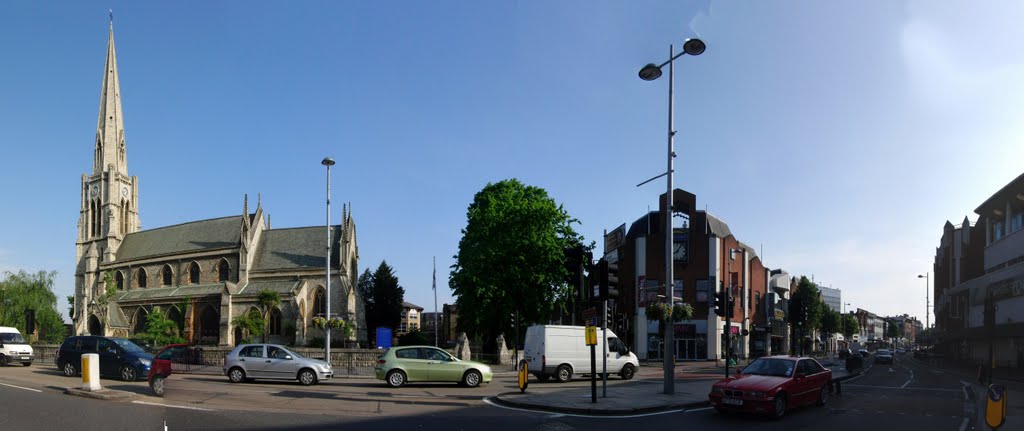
64, 387, 136, 401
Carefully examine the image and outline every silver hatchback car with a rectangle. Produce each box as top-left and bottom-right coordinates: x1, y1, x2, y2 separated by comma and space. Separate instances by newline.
223, 344, 332, 385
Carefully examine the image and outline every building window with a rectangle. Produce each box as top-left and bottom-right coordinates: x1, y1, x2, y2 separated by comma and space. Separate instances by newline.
1012, 210, 1023, 233
269, 308, 282, 336
115, 271, 124, 290
162, 265, 173, 286
993, 220, 1005, 242
188, 262, 200, 284
312, 289, 325, 317
218, 259, 230, 282
137, 268, 147, 288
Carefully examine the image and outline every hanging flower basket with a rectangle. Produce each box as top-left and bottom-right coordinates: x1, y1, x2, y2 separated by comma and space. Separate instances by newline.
328, 318, 346, 329
312, 317, 328, 329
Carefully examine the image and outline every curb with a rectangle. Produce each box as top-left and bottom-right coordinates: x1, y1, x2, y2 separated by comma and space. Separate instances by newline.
64, 387, 136, 401
490, 393, 709, 416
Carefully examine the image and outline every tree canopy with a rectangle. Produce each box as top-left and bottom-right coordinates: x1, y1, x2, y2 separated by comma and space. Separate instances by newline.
256, 289, 281, 343
841, 314, 860, 341
788, 276, 823, 332
0, 270, 66, 343
819, 303, 840, 337
450, 179, 585, 352
371, 261, 405, 332
136, 306, 185, 346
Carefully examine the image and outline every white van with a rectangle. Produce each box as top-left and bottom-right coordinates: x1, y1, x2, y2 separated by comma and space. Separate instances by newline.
0, 327, 33, 367
523, 325, 639, 383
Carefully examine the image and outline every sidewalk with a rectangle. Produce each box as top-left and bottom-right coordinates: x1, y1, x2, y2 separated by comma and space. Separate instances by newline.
493, 360, 860, 415
905, 356, 1024, 428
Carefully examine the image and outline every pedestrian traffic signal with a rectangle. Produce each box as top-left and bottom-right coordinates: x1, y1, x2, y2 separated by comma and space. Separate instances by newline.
606, 261, 620, 299
714, 290, 726, 316
726, 294, 735, 319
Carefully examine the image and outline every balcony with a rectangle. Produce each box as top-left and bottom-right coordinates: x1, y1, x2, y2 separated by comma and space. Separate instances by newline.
985, 225, 1024, 271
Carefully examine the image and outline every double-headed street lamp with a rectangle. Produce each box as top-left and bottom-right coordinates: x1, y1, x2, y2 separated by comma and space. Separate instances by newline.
322, 157, 336, 363
637, 37, 705, 395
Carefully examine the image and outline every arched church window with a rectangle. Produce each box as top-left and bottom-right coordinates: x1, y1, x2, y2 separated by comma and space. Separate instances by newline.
312, 288, 325, 318
218, 259, 230, 282
162, 265, 173, 286
189, 262, 200, 284
269, 308, 282, 336
137, 268, 147, 288
115, 271, 124, 290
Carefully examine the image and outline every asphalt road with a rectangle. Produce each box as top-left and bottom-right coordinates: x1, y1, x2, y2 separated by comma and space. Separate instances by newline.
0, 355, 976, 431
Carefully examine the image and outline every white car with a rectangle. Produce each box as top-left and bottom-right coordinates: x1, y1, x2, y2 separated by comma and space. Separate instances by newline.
523, 325, 639, 383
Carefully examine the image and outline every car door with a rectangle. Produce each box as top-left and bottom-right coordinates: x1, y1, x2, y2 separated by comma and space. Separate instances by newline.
805, 359, 831, 399
794, 360, 821, 406
425, 348, 462, 382
394, 347, 430, 382
94, 338, 120, 377
606, 337, 627, 374
238, 345, 266, 378
265, 345, 301, 380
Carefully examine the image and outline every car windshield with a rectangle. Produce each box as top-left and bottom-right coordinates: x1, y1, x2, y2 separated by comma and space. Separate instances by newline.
0, 332, 26, 344
741, 358, 794, 377
112, 338, 146, 354
286, 347, 303, 359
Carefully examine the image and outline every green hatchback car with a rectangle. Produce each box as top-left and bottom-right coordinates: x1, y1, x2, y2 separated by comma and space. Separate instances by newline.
375, 346, 493, 388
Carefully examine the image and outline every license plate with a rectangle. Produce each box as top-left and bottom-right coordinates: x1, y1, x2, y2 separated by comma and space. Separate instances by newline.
20, 357, 29, 361
723, 398, 743, 406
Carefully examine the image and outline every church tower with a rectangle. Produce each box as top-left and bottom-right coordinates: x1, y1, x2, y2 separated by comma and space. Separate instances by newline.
74, 20, 140, 335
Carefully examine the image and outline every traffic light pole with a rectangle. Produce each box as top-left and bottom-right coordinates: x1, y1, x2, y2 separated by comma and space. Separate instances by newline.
724, 280, 731, 379
602, 299, 608, 397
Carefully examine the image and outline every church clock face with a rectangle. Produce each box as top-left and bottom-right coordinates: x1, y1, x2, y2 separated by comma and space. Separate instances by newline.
90, 185, 99, 196
121, 186, 129, 197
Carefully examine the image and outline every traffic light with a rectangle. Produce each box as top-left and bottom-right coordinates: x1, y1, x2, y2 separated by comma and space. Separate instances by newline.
606, 261, 620, 299
714, 290, 725, 316
726, 294, 735, 319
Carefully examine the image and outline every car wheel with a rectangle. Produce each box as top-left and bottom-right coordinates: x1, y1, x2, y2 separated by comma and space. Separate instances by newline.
555, 364, 572, 383
817, 384, 829, 406
0, 354, 7, 367
386, 370, 406, 388
120, 365, 138, 382
536, 374, 551, 382
620, 364, 636, 380
463, 370, 482, 388
772, 393, 788, 419
228, 367, 246, 383
298, 369, 317, 386
150, 376, 166, 397
62, 361, 78, 377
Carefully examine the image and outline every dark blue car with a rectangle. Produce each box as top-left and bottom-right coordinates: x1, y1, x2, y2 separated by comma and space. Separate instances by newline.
56, 336, 152, 381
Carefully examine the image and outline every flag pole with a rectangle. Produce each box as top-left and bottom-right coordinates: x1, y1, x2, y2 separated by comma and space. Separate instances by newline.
433, 256, 438, 347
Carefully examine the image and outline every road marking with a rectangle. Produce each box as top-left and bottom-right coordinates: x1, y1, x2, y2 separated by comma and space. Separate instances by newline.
959, 381, 970, 400
900, 364, 914, 388
481, 397, 686, 418
132, 400, 213, 411
687, 407, 713, 412
958, 417, 969, 431
843, 384, 961, 392
0, 382, 42, 393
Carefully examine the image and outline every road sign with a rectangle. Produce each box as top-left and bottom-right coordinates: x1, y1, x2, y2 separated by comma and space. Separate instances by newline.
986, 384, 1007, 430
517, 360, 529, 393
585, 325, 597, 346
583, 307, 597, 326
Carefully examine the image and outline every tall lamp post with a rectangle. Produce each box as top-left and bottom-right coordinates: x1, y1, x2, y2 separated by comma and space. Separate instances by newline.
917, 273, 929, 330
638, 37, 705, 396
322, 157, 336, 363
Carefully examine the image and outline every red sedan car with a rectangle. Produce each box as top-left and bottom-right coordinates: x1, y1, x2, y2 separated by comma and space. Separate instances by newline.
708, 355, 832, 418
147, 344, 196, 397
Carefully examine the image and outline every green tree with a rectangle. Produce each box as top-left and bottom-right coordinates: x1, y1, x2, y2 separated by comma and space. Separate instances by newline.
137, 306, 185, 347
371, 261, 405, 332
450, 179, 585, 353
256, 289, 281, 343
788, 276, 822, 354
0, 270, 67, 343
357, 269, 376, 342
397, 329, 430, 346
886, 319, 902, 342
820, 304, 840, 337
231, 308, 265, 344
96, 270, 120, 330
841, 314, 860, 341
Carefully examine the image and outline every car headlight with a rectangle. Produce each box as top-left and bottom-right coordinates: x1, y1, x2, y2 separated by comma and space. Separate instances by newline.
138, 358, 151, 366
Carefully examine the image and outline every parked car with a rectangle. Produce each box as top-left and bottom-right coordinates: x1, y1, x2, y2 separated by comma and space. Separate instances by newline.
0, 326, 33, 366
875, 349, 894, 364
56, 336, 152, 381
709, 356, 832, 419
895, 348, 906, 355
224, 344, 332, 386
375, 345, 493, 388
858, 349, 870, 358
523, 325, 639, 382
147, 343, 192, 396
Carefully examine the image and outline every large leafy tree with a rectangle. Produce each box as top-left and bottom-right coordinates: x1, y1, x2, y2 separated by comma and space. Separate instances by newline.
788, 276, 822, 353
256, 289, 281, 343
450, 179, 585, 353
357, 269, 375, 341
841, 314, 860, 341
137, 306, 185, 347
0, 270, 66, 343
371, 261, 405, 332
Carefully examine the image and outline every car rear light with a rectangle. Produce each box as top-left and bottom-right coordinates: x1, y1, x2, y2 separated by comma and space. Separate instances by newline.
377, 359, 387, 365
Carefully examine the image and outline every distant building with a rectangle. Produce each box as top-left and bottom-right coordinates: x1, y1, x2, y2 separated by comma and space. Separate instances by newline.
442, 303, 459, 346
820, 286, 842, 313
398, 302, 424, 335
421, 311, 441, 341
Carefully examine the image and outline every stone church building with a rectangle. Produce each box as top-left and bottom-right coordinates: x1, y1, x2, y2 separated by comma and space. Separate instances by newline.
73, 23, 365, 347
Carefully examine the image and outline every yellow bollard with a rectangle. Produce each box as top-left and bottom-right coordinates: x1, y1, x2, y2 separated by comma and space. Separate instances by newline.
81, 353, 101, 391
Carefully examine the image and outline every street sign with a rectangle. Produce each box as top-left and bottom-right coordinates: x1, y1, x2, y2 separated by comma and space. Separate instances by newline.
583, 307, 597, 326
986, 384, 1007, 430
585, 325, 597, 346
517, 360, 529, 393
637, 276, 646, 307
604, 224, 625, 252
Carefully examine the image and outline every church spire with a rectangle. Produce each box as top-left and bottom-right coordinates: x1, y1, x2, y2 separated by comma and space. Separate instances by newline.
94, 19, 127, 175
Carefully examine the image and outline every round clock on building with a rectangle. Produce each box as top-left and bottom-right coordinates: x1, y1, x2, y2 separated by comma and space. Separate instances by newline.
121, 186, 129, 197
90, 185, 99, 196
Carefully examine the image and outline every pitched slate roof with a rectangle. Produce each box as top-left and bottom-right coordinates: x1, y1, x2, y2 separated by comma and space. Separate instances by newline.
116, 215, 251, 261
704, 212, 732, 238
237, 279, 301, 295
252, 225, 341, 271
116, 283, 226, 302
403, 302, 424, 311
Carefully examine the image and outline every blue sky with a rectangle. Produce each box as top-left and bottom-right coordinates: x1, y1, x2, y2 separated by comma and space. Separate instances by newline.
2, 1, 1022, 325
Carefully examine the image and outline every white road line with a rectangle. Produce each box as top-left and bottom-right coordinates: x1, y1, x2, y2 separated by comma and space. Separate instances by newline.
960, 381, 970, 400
843, 384, 961, 392
0, 382, 42, 393
132, 400, 213, 411
958, 417, 969, 431
687, 407, 714, 412
481, 397, 687, 418
900, 364, 914, 389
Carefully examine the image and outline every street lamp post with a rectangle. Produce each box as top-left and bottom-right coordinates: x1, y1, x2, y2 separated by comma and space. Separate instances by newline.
917, 273, 929, 329
638, 37, 705, 396
322, 157, 336, 364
